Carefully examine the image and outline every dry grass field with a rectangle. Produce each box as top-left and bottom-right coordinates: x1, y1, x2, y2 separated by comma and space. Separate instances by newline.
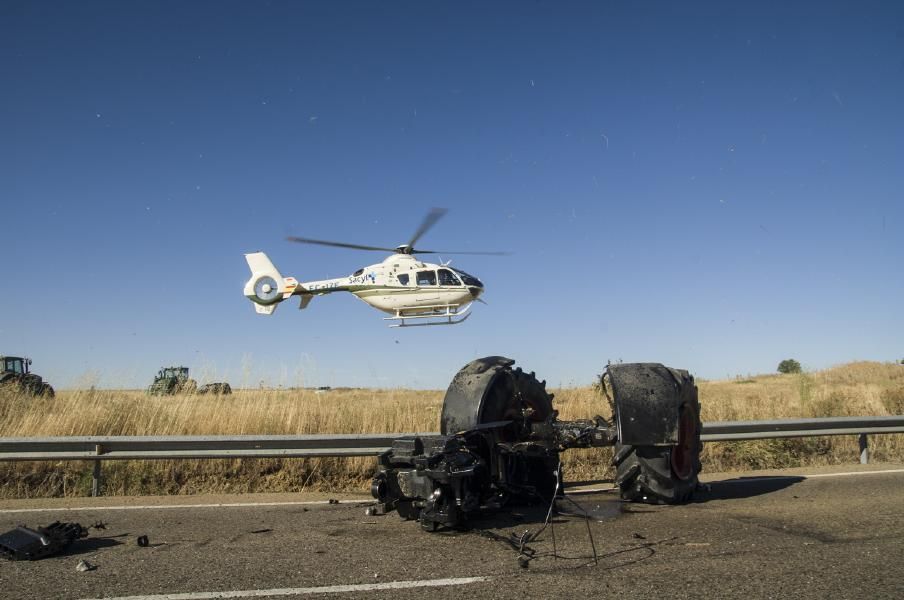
1, 361, 902, 498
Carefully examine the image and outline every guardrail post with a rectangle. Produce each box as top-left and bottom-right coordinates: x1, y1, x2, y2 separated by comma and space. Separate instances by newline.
858, 434, 869, 465
92, 444, 103, 497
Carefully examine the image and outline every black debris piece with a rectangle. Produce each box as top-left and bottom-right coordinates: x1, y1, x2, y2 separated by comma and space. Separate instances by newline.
0, 522, 89, 561
136, 535, 149, 547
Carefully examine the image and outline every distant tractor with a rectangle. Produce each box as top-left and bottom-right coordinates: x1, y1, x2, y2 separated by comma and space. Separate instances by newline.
0, 356, 54, 397
146, 366, 231, 396
147, 366, 196, 395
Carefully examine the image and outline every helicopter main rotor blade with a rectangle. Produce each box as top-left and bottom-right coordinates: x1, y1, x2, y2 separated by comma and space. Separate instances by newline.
285, 236, 398, 253
413, 249, 512, 256
406, 207, 448, 250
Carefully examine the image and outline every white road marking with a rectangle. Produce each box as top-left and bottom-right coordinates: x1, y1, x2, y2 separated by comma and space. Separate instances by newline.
1, 468, 902, 515
711, 468, 904, 482
0, 499, 351, 514
800, 468, 904, 478
78, 576, 491, 600
565, 487, 617, 495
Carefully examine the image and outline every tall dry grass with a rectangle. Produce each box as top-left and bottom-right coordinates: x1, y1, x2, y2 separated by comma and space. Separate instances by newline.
1, 361, 902, 498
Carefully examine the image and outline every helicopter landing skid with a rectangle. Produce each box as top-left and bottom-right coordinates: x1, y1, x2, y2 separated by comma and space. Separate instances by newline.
384, 303, 472, 328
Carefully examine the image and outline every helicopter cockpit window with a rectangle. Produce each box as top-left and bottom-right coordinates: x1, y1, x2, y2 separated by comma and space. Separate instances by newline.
416, 270, 437, 286
451, 268, 482, 287
397, 273, 410, 285
438, 269, 461, 286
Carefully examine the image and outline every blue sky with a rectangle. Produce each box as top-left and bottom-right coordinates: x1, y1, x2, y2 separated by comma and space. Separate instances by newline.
2, 1, 902, 389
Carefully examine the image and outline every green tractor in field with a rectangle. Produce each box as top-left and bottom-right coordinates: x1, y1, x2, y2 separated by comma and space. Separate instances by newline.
146, 366, 231, 396
147, 366, 197, 396
0, 356, 54, 397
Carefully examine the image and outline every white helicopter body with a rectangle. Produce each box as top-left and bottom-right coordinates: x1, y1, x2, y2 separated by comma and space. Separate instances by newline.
244, 251, 483, 326
243, 210, 498, 327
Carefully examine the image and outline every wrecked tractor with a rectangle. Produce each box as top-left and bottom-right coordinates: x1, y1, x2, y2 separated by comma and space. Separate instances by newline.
371, 356, 702, 531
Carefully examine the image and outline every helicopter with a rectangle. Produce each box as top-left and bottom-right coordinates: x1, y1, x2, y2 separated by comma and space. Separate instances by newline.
243, 209, 507, 327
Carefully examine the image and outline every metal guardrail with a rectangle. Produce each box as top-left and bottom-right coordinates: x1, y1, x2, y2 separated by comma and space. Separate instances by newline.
700, 416, 904, 440
0, 433, 418, 461
0, 416, 901, 496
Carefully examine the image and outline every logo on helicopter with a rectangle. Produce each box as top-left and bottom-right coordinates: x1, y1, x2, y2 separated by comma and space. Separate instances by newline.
348, 272, 377, 285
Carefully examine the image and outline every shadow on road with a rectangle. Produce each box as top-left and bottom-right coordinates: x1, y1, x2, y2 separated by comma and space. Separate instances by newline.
439, 499, 557, 533
697, 475, 805, 502
59, 536, 123, 557
380, 475, 805, 542
410, 475, 804, 535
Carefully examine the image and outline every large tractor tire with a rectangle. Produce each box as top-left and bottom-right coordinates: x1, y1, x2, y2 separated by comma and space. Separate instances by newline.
0, 374, 53, 398
19, 374, 44, 396
441, 356, 554, 437
608, 364, 702, 504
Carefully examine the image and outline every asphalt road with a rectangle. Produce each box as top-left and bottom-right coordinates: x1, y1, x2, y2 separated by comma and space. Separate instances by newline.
0, 465, 902, 599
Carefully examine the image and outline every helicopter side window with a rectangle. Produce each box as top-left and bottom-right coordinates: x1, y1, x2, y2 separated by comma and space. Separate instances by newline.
416, 270, 437, 286
397, 274, 409, 285
438, 269, 461, 286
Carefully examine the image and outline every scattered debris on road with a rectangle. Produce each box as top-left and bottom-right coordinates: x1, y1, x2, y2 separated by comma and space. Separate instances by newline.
76, 559, 96, 572
136, 535, 149, 547
0, 521, 88, 561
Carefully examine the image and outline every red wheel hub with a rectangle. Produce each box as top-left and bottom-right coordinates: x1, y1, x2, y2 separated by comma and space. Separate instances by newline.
670, 405, 697, 480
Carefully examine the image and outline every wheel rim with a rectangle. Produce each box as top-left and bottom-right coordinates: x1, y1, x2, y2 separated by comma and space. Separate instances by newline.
670, 404, 697, 481
489, 372, 553, 442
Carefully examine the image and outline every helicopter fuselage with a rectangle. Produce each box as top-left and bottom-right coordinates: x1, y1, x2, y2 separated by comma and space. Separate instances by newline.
298, 254, 483, 315
245, 207, 501, 326
244, 251, 484, 326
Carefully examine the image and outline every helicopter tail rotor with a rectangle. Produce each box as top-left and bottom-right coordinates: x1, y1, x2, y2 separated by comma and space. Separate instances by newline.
243, 252, 299, 315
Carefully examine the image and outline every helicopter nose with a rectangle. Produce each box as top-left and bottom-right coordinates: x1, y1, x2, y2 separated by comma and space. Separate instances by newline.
468, 286, 483, 298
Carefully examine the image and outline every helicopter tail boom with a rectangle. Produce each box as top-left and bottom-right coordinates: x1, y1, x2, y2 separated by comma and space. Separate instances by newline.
243, 252, 299, 315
